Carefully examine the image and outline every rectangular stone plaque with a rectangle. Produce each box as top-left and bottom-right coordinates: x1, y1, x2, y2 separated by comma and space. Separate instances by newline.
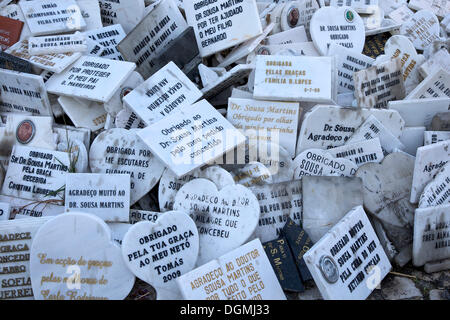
0, 51, 32, 74
1, 145, 70, 202
413, 204, 450, 266
184, 0, 263, 57
262, 237, 305, 292
65, 173, 131, 222
6, 40, 83, 73
117, 0, 188, 78
0, 217, 53, 300
328, 138, 384, 167
0, 68, 52, 116
19, 0, 86, 36
123, 61, 202, 126
406, 69, 450, 100
45, 56, 136, 103
304, 206, 391, 300
408, 0, 450, 19
424, 131, 450, 145
84, 24, 126, 61
129, 209, 159, 224
28, 33, 87, 56
57, 96, 107, 131
0, 15, 23, 51
227, 98, 301, 157
177, 239, 286, 300
354, 57, 405, 108
0, 195, 64, 219
254, 55, 335, 103
138, 99, 246, 178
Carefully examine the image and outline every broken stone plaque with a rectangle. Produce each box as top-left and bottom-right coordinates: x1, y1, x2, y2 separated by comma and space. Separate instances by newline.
6, 40, 83, 73
184, 0, 263, 57
293, 149, 358, 179
410, 140, 450, 203
253, 55, 335, 103
28, 33, 88, 56
1, 145, 70, 202
419, 49, 450, 78
77, 0, 103, 30
176, 238, 286, 300
302, 176, 364, 243
19, 0, 86, 36
388, 97, 450, 128
137, 99, 246, 178
0, 68, 52, 116
408, 0, 450, 19
117, 0, 188, 78
346, 115, 405, 154
0, 195, 64, 219
327, 43, 374, 93
115, 107, 146, 130
265, 26, 308, 45
399, 10, 440, 51
57, 96, 107, 131
281, 219, 314, 282
158, 166, 234, 212
296, 105, 405, 154
231, 162, 273, 187
5, 115, 56, 151
406, 69, 450, 100
0, 15, 23, 51
46, 56, 136, 103
354, 57, 406, 109
0, 217, 53, 300
121, 211, 199, 300
424, 131, 450, 145
98, 0, 145, 33
413, 204, 450, 266
362, 31, 389, 59
64, 173, 130, 222
173, 178, 260, 266
419, 162, 450, 208
0, 51, 32, 74
304, 206, 391, 300
328, 138, 384, 167
29, 212, 135, 300
89, 128, 165, 205
0, 202, 10, 221
431, 112, 450, 131
104, 71, 144, 117
84, 24, 126, 61
262, 237, 305, 292
249, 180, 303, 242
227, 98, 300, 157
310, 6, 366, 56
123, 61, 202, 126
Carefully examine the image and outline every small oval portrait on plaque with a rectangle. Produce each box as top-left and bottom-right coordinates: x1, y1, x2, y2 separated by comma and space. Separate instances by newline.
287, 7, 300, 28
16, 120, 36, 145
319, 255, 339, 284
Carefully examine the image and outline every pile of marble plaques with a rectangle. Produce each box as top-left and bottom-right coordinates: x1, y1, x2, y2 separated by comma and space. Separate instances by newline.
0, 0, 449, 301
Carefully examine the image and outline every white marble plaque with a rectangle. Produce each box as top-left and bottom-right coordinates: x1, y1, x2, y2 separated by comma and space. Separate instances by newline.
346, 115, 405, 153
249, 180, 302, 242
121, 211, 199, 300
57, 96, 107, 131
293, 149, 358, 179
328, 138, 384, 167
0, 202, 10, 221
5, 40, 82, 73
408, 0, 450, 19
310, 6, 365, 56
65, 173, 130, 222
399, 10, 440, 50
123, 61, 202, 126
5, 115, 56, 151
406, 69, 450, 100
19, 0, 86, 36
296, 105, 405, 154
413, 204, 450, 266
98, 0, 145, 33
77, 0, 103, 30
265, 25, 308, 45
117, 0, 188, 78
0, 195, 64, 219
137, 100, 246, 178
29, 213, 135, 300
227, 98, 300, 157
253, 55, 335, 103
354, 58, 406, 109
115, 107, 146, 130
173, 179, 260, 266
304, 206, 391, 300
46, 56, 136, 103
330, 0, 379, 14
0, 68, 51, 116
387, 5, 414, 24
419, 163, 450, 208
0, 4, 32, 41
1, 145, 70, 202
0, 217, 53, 300
419, 49, 450, 78
177, 239, 286, 300
89, 128, 165, 205
104, 71, 144, 117
424, 131, 450, 145
280, 0, 320, 33
327, 43, 374, 94
410, 140, 450, 203
184, 0, 263, 57
28, 33, 87, 56
231, 162, 273, 187
84, 24, 126, 61
399, 127, 426, 156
